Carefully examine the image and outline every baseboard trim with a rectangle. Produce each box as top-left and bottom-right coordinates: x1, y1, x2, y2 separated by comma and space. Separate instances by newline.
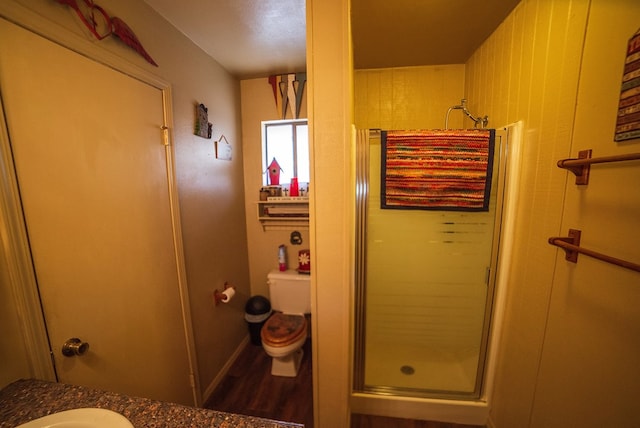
201, 335, 250, 404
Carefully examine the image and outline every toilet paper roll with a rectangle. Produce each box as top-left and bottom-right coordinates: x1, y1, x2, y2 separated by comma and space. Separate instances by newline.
220, 287, 235, 303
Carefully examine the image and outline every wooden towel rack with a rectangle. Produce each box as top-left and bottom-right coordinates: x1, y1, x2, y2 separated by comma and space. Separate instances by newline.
552, 149, 640, 272
557, 149, 640, 184
549, 229, 640, 273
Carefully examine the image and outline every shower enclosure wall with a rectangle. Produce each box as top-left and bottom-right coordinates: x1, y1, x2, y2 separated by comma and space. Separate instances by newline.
353, 127, 510, 410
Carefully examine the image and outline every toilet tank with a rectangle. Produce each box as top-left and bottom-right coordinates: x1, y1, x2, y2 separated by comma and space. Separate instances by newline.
267, 269, 311, 314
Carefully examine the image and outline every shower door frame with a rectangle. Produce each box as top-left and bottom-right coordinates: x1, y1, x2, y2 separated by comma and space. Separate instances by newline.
353, 127, 509, 401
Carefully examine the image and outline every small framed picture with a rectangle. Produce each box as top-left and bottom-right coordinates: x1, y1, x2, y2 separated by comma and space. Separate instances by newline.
195, 103, 212, 139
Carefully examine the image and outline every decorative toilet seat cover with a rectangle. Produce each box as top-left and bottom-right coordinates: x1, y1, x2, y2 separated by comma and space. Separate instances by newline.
261, 313, 306, 346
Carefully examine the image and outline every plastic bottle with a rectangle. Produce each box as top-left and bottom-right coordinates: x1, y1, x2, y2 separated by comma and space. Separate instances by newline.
278, 244, 287, 271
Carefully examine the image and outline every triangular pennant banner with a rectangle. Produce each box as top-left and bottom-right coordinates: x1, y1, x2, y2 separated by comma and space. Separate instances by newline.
287, 73, 297, 119
268, 73, 307, 119
279, 75, 289, 119
294, 72, 307, 119
268, 75, 281, 118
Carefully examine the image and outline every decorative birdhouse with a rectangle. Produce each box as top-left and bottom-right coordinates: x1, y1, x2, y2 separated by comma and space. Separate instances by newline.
267, 157, 283, 185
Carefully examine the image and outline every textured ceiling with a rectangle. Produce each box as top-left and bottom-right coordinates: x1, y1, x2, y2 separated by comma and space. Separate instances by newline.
143, 0, 520, 78
143, 0, 306, 78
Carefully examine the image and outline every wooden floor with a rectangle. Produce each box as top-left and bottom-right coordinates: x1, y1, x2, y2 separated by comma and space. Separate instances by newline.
204, 339, 313, 427
203, 339, 484, 428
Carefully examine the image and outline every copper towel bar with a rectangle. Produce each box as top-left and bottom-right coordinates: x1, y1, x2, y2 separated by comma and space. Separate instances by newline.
549, 229, 640, 273
557, 149, 640, 185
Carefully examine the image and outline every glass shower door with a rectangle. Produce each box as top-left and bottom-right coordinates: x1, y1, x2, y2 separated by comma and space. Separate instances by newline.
354, 128, 507, 399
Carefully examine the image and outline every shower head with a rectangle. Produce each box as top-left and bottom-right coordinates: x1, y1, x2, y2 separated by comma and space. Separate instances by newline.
445, 98, 489, 129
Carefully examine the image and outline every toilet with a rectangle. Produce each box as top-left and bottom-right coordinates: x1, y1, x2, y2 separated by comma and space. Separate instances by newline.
260, 269, 311, 377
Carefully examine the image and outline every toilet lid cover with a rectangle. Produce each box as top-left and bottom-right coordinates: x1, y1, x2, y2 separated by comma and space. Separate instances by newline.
262, 313, 306, 346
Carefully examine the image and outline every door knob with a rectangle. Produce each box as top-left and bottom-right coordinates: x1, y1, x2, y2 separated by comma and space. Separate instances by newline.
62, 338, 89, 357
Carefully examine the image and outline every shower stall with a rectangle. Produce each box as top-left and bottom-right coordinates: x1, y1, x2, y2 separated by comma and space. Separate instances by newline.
352, 123, 522, 423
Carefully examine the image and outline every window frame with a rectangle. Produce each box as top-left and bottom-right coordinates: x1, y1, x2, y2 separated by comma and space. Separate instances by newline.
261, 118, 309, 187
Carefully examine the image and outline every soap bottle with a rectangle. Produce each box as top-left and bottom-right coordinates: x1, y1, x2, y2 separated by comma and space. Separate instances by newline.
278, 244, 287, 271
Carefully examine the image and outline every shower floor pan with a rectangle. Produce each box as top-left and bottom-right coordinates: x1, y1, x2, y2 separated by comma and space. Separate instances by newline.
364, 341, 479, 394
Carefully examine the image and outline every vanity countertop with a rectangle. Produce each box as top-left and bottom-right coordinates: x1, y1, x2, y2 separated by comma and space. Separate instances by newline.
0, 379, 303, 428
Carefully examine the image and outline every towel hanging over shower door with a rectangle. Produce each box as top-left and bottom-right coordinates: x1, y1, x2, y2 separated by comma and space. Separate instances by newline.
381, 129, 495, 211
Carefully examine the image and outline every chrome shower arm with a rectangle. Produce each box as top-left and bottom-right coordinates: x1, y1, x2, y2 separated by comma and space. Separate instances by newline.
444, 99, 489, 129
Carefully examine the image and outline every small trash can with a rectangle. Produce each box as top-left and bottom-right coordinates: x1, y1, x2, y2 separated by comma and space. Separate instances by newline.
244, 295, 272, 346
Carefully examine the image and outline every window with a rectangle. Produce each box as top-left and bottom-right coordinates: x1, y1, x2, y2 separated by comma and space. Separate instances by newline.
262, 119, 309, 188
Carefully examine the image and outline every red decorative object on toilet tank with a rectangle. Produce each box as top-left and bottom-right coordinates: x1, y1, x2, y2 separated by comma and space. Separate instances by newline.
298, 249, 310, 273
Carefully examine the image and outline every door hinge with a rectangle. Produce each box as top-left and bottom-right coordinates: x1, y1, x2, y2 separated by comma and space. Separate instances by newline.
161, 126, 170, 146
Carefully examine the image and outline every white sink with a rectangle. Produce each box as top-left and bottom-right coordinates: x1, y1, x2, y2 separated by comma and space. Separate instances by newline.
16, 408, 134, 428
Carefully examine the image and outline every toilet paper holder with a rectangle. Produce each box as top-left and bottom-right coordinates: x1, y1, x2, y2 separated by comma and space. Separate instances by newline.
214, 282, 236, 305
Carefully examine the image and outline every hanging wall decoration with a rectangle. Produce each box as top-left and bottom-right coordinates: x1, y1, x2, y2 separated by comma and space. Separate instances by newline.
55, 0, 158, 66
268, 73, 307, 119
194, 103, 212, 139
279, 74, 290, 119
614, 27, 640, 142
215, 135, 232, 161
268, 75, 281, 118
293, 72, 307, 119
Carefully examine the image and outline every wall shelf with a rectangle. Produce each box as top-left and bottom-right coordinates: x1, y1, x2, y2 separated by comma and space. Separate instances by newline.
257, 199, 309, 230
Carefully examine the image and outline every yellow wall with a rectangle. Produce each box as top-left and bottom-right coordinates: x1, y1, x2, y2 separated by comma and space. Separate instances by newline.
530, 0, 640, 426
354, 65, 466, 130
465, 0, 589, 422
240, 78, 309, 298
0, 0, 248, 403
466, 0, 640, 426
